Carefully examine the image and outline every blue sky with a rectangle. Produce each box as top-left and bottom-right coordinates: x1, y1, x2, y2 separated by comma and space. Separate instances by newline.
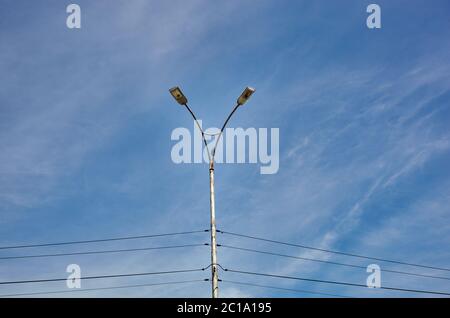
0, 0, 450, 297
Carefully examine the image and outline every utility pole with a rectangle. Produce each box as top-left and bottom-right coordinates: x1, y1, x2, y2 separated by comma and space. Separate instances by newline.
209, 160, 219, 298
169, 86, 256, 298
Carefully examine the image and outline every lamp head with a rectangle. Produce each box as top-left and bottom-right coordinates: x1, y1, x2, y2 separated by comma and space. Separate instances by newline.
237, 87, 255, 105
169, 86, 188, 105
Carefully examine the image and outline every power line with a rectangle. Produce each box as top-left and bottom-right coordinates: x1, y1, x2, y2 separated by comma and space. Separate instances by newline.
0, 230, 208, 251
217, 230, 450, 272
0, 243, 208, 260
221, 267, 450, 296
218, 244, 450, 281
0, 267, 208, 286
0, 279, 207, 298
220, 280, 353, 298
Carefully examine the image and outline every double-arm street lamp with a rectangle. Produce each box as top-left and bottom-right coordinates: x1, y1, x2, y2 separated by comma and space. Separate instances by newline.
169, 86, 256, 298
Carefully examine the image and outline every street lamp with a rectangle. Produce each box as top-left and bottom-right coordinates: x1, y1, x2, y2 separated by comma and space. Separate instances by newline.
237, 87, 256, 105
169, 86, 256, 298
169, 86, 188, 105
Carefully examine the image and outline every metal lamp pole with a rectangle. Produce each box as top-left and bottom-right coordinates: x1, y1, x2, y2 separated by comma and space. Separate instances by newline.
208, 158, 218, 298
169, 86, 256, 298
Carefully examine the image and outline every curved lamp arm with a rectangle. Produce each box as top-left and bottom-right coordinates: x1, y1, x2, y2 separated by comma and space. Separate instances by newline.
172, 86, 254, 165
211, 104, 240, 161
182, 103, 241, 164
183, 103, 212, 163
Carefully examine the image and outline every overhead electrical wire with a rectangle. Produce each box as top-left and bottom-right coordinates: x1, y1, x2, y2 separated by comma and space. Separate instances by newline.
0, 279, 207, 298
220, 267, 450, 296
217, 230, 450, 272
0, 267, 208, 286
0, 230, 208, 251
3, 227, 449, 298
0, 243, 208, 260
220, 280, 353, 298
217, 244, 450, 281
